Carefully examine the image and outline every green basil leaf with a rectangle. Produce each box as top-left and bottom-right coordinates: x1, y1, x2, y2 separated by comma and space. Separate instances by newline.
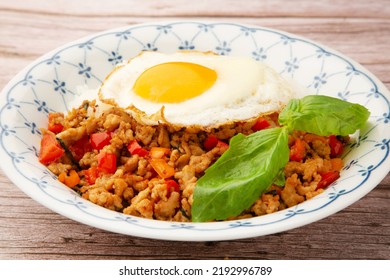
278, 95, 370, 136
273, 169, 286, 186
191, 127, 289, 222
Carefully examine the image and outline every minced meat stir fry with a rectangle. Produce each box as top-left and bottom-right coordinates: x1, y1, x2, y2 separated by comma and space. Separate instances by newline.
39, 100, 346, 222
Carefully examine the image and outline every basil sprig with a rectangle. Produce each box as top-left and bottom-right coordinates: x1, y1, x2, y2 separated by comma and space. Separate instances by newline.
192, 127, 289, 222
192, 95, 370, 222
279, 95, 370, 136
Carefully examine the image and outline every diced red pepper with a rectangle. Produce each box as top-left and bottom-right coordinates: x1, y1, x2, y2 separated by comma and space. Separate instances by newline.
203, 135, 229, 151
48, 113, 64, 134
251, 118, 270, 132
38, 133, 65, 164
216, 140, 229, 150
49, 123, 64, 134
330, 158, 344, 172
316, 171, 340, 190
68, 135, 92, 161
289, 138, 306, 162
128, 140, 149, 157
329, 135, 344, 158
203, 135, 219, 151
150, 147, 170, 159
97, 152, 117, 174
91, 132, 112, 150
84, 166, 100, 185
165, 179, 180, 193
149, 158, 175, 179
58, 170, 80, 188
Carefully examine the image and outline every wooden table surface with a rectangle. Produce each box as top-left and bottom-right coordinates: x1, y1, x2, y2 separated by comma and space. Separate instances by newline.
0, 0, 389, 260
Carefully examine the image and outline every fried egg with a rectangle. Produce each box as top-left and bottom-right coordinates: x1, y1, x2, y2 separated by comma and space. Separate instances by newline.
98, 51, 301, 127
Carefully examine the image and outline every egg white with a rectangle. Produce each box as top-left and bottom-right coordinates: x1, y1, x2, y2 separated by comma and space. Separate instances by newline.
98, 51, 301, 127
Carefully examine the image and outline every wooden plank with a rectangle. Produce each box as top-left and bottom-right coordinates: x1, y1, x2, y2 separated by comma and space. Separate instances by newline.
0, 0, 389, 18
0, 0, 389, 260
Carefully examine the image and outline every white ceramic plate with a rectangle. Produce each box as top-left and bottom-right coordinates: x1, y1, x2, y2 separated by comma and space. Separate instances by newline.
0, 21, 389, 241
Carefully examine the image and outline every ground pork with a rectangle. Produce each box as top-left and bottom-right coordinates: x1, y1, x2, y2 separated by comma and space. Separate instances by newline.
41, 103, 344, 221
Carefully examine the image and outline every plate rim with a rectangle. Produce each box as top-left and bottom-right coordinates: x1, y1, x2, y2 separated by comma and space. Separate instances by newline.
0, 20, 389, 241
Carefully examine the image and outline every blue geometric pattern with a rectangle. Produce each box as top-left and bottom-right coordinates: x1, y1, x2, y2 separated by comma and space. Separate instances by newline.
0, 21, 389, 241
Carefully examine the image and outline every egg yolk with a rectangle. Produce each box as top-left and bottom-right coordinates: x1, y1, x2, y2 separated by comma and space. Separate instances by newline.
133, 62, 217, 103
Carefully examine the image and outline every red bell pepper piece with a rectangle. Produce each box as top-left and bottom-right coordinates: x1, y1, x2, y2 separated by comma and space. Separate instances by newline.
48, 112, 64, 134
251, 118, 270, 132
149, 158, 175, 179
150, 147, 170, 159
165, 179, 180, 193
216, 140, 229, 149
128, 140, 149, 157
97, 152, 117, 174
329, 135, 344, 158
289, 138, 306, 162
68, 135, 92, 161
38, 133, 65, 164
91, 132, 112, 150
84, 166, 100, 185
204, 135, 219, 151
58, 170, 80, 188
316, 171, 340, 190
204, 135, 229, 151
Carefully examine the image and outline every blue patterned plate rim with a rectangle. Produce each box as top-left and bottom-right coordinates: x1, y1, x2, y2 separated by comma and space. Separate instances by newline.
0, 20, 389, 241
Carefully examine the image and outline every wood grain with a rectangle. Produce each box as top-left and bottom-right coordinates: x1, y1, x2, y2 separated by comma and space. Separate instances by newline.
0, 0, 389, 260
